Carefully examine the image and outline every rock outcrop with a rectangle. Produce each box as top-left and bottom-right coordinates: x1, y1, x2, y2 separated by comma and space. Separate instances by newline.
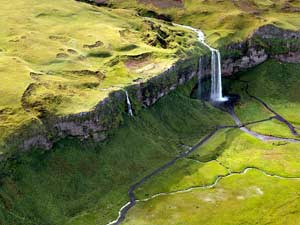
219, 24, 300, 76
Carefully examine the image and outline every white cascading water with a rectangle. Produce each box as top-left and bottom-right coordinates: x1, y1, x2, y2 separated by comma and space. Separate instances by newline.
125, 91, 134, 117
176, 24, 227, 102
210, 49, 226, 101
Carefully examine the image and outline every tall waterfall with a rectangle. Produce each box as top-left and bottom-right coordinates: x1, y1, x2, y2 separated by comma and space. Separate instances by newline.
125, 91, 134, 117
176, 24, 227, 102
210, 49, 227, 101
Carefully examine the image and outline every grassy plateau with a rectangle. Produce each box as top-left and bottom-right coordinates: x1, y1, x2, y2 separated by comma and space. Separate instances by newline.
0, 0, 201, 153
108, 0, 300, 46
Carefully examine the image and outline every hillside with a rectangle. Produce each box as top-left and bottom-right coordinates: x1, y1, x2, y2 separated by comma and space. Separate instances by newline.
107, 0, 300, 46
0, 0, 201, 154
0, 1, 300, 225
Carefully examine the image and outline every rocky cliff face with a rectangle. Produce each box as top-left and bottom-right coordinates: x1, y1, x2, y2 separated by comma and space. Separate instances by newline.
219, 24, 300, 76
9, 24, 300, 155
14, 57, 199, 153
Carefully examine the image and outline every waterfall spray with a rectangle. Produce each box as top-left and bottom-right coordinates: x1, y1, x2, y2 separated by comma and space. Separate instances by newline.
125, 91, 134, 117
175, 24, 227, 102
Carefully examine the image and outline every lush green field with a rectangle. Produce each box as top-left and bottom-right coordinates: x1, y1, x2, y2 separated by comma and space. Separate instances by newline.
124, 169, 300, 225
109, 0, 300, 46
227, 61, 300, 138
0, 0, 201, 153
123, 129, 300, 225
0, 83, 233, 225
1, 60, 299, 225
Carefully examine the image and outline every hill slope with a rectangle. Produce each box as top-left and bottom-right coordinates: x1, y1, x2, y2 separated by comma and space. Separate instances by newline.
0, 0, 200, 154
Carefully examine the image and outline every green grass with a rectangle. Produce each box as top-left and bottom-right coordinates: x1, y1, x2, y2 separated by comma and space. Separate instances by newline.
0, 85, 233, 225
123, 169, 300, 225
0, 0, 202, 152
123, 127, 300, 225
192, 128, 300, 177
226, 60, 300, 138
134, 159, 229, 199
109, 0, 300, 46
114, 60, 300, 225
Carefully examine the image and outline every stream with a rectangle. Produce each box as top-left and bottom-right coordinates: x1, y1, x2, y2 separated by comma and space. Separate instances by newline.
137, 166, 300, 203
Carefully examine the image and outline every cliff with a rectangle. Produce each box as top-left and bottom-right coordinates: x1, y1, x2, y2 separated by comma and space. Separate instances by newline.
4, 24, 300, 157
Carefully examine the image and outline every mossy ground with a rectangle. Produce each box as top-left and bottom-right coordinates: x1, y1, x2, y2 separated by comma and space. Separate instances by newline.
109, 0, 300, 47
0, 0, 202, 153
124, 169, 300, 225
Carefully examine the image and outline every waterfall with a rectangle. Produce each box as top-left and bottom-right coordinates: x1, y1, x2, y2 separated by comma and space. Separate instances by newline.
125, 91, 134, 117
210, 49, 227, 101
175, 24, 227, 102
197, 57, 202, 99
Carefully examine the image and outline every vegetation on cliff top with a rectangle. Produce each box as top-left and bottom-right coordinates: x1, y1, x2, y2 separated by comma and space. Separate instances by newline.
0, 0, 202, 153
108, 0, 300, 46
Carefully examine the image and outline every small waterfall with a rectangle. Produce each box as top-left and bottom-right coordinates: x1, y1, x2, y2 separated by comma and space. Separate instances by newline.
175, 23, 227, 102
125, 91, 134, 117
197, 57, 202, 99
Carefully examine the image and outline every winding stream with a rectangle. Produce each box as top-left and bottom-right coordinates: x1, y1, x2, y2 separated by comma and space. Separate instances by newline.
228, 108, 300, 142
242, 80, 298, 136
137, 166, 300, 203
